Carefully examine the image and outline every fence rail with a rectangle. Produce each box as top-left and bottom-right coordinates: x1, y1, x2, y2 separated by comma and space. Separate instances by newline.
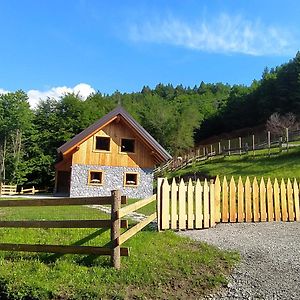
157, 176, 300, 230
0, 184, 48, 195
0, 192, 157, 269
154, 128, 300, 176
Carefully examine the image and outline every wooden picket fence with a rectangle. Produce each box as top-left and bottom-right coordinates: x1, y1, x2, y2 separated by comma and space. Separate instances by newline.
157, 176, 300, 230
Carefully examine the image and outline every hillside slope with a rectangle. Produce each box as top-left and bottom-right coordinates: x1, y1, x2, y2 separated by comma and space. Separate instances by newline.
169, 147, 300, 181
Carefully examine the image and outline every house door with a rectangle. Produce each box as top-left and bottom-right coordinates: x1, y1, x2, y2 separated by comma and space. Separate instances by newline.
56, 171, 71, 195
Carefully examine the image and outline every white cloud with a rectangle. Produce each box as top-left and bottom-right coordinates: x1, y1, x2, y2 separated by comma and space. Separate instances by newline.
129, 13, 297, 56
27, 83, 96, 108
0, 88, 9, 95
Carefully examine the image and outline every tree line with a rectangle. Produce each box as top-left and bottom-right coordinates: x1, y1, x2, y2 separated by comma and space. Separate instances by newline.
1, 52, 300, 187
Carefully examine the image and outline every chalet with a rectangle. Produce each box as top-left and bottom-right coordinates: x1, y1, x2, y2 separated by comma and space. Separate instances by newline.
54, 106, 171, 198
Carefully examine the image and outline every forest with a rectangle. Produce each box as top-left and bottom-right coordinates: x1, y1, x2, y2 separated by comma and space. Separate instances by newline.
1, 52, 300, 188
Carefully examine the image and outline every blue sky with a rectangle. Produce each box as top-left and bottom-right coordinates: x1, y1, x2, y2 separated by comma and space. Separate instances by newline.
0, 0, 299, 106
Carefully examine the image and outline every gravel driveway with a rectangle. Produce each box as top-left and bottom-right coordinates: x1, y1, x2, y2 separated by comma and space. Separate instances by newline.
179, 222, 300, 300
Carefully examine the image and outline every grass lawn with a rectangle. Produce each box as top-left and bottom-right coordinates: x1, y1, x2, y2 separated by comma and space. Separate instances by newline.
0, 203, 238, 299
170, 146, 300, 182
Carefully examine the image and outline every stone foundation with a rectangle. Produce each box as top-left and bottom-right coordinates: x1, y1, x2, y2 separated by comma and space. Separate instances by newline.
70, 164, 153, 199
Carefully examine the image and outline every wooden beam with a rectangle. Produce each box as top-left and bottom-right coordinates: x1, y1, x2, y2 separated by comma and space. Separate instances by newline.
119, 213, 156, 245
0, 196, 127, 207
0, 220, 128, 229
118, 195, 156, 218
0, 243, 129, 256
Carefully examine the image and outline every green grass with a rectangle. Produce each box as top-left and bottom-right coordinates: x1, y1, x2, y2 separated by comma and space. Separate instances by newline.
170, 146, 300, 182
0, 204, 238, 299
125, 198, 156, 216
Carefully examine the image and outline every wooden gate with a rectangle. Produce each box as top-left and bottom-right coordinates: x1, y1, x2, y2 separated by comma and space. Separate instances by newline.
157, 176, 300, 230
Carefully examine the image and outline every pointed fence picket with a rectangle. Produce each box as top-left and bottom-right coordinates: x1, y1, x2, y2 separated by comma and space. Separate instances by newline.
158, 176, 300, 230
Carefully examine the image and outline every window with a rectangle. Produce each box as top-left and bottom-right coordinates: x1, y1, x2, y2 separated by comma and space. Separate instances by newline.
121, 138, 135, 153
95, 136, 110, 151
88, 170, 103, 185
124, 172, 138, 186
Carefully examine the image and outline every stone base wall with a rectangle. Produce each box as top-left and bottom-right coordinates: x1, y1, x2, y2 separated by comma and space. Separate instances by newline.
70, 164, 153, 199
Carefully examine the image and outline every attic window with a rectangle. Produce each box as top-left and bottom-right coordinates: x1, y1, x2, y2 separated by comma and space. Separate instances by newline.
95, 136, 110, 151
121, 138, 135, 153
124, 172, 138, 186
88, 170, 103, 185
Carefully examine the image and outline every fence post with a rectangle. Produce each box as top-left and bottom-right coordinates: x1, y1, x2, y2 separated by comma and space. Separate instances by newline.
228, 140, 231, 156
218, 142, 221, 155
286, 127, 289, 152
252, 135, 255, 156
268, 131, 271, 157
239, 137, 242, 155
156, 178, 163, 232
111, 190, 121, 269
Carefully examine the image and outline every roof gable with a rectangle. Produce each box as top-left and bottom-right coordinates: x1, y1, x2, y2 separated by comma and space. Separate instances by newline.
57, 106, 172, 162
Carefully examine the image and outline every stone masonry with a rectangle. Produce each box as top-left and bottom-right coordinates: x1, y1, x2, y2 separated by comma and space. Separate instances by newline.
70, 164, 153, 199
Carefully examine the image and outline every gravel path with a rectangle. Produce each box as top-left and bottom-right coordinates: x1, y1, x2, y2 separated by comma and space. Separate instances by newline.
179, 222, 300, 300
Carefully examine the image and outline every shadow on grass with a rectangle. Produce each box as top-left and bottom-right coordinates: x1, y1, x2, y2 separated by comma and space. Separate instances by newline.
39, 228, 112, 266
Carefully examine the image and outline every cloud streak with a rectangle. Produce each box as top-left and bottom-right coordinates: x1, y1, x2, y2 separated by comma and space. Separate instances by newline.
129, 13, 297, 56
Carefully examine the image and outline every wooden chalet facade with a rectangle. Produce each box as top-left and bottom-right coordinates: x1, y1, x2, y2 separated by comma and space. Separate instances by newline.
54, 107, 171, 198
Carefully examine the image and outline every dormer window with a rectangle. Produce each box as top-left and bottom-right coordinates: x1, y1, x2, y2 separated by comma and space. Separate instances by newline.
95, 136, 110, 151
121, 138, 135, 153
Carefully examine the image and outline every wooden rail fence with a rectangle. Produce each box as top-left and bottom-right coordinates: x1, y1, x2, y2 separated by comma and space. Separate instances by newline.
0, 183, 17, 195
154, 128, 300, 176
0, 184, 47, 195
0, 191, 157, 269
157, 176, 300, 230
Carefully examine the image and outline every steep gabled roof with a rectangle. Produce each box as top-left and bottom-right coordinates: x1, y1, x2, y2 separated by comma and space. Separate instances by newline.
57, 106, 172, 163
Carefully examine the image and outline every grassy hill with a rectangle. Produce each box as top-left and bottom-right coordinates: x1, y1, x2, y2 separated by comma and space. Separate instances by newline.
169, 147, 300, 182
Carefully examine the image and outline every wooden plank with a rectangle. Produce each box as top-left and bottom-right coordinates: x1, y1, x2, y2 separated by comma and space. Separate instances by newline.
187, 179, 194, 229
161, 179, 170, 230
273, 179, 281, 221
118, 194, 156, 218
214, 176, 221, 223
280, 179, 287, 222
260, 178, 267, 222
119, 213, 156, 245
0, 220, 128, 228
170, 178, 178, 229
245, 177, 252, 222
229, 177, 236, 222
267, 178, 274, 222
210, 180, 215, 227
203, 179, 209, 228
195, 179, 203, 229
253, 177, 259, 222
0, 243, 129, 256
156, 177, 163, 231
237, 177, 244, 222
287, 179, 294, 221
294, 179, 300, 222
222, 177, 228, 222
178, 179, 186, 229
0, 196, 127, 207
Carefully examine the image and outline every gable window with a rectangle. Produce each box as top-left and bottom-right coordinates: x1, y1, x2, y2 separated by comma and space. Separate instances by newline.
95, 136, 110, 151
124, 172, 138, 186
88, 170, 103, 185
121, 138, 135, 153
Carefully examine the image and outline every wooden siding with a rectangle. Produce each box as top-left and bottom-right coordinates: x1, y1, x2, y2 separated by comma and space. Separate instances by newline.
72, 119, 155, 168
